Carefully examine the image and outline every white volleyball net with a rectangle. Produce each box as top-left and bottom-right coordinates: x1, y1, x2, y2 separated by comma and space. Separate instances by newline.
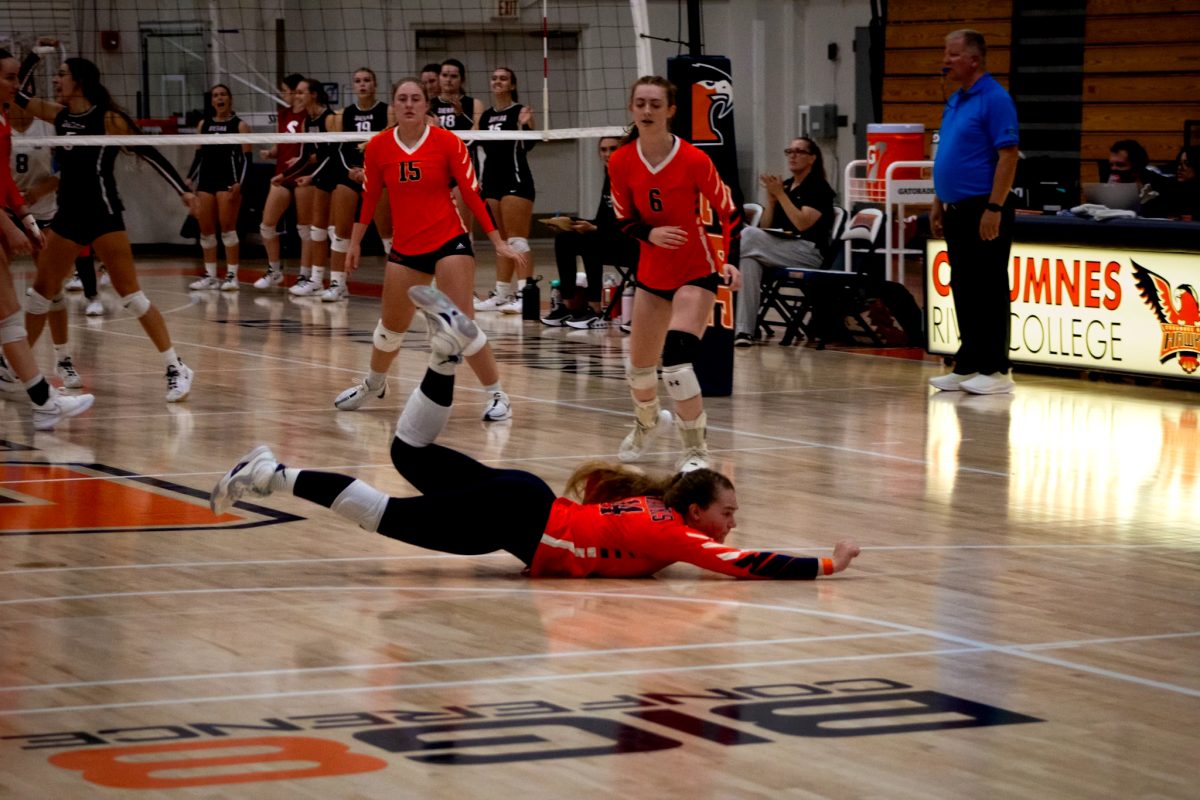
3, 1, 653, 241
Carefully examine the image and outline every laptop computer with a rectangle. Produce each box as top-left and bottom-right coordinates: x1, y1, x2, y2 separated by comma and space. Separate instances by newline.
1082, 182, 1141, 210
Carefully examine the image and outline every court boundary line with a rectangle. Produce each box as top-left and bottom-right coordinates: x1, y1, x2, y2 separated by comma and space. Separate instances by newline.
0, 586, 1196, 718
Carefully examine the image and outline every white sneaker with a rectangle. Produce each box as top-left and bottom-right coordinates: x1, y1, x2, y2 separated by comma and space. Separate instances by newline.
928, 371, 978, 392
32, 390, 95, 431
498, 293, 523, 314
409, 285, 487, 358
618, 409, 673, 462
335, 377, 387, 410
56, 357, 84, 389
961, 372, 1015, 395
473, 292, 505, 312
84, 297, 105, 316
220, 273, 239, 292
321, 281, 348, 302
564, 308, 607, 329
210, 444, 280, 514
190, 275, 220, 291
98, 268, 111, 287
677, 447, 711, 473
165, 361, 194, 403
482, 390, 512, 422
0, 354, 24, 394
254, 269, 284, 290
64, 274, 83, 292
289, 276, 320, 296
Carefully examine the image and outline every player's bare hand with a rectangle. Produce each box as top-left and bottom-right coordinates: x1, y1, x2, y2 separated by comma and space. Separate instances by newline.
721, 263, 742, 291
571, 220, 597, 233
831, 539, 861, 573
495, 241, 528, 268
518, 106, 534, 127
345, 245, 361, 274
21, 217, 46, 251
295, 175, 312, 187
2, 218, 33, 256
348, 167, 365, 184
649, 226, 687, 249
181, 192, 199, 216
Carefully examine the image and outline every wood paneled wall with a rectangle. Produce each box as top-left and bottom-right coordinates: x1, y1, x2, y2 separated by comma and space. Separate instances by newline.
1080, 0, 1200, 181
881, 1, 1200, 183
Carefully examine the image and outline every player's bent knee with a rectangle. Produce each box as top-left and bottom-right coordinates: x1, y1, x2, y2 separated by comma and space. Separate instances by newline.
309, 225, 328, 243
507, 236, 530, 254
122, 291, 152, 318
24, 288, 52, 316
220, 230, 239, 247
258, 223, 279, 241
373, 320, 405, 352
626, 364, 658, 392
0, 310, 26, 344
661, 363, 701, 401
199, 233, 218, 250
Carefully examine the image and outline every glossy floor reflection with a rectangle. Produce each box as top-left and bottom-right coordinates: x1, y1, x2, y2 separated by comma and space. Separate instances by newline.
1, 264, 1197, 799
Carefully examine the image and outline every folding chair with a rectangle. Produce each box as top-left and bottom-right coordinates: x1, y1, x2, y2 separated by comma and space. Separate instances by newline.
755, 207, 887, 347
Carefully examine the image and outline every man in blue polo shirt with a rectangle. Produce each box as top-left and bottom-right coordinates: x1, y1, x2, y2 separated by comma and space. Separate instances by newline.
929, 29, 1019, 395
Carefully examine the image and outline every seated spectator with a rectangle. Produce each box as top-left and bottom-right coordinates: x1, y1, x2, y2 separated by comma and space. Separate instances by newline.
1108, 138, 1170, 215
1162, 146, 1200, 220
541, 136, 638, 328
733, 136, 836, 346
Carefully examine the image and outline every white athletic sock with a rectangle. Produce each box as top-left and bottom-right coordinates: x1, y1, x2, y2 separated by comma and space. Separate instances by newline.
394, 388, 451, 447
330, 270, 345, 287
482, 382, 502, 395
494, 280, 508, 298
300, 265, 312, 278
268, 261, 281, 272
273, 467, 300, 493
366, 370, 387, 390
330, 479, 389, 532
226, 263, 239, 277
310, 266, 326, 286
53, 343, 72, 360
204, 262, 218, 278
516, 278, 527, 293
161, 347, 181, 368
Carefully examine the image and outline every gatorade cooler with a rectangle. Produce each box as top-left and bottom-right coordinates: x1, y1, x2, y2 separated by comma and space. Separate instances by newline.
866, 123, 925, 197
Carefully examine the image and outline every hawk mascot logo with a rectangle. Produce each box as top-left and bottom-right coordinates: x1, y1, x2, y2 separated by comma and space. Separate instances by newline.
1132, 260, 1200, 374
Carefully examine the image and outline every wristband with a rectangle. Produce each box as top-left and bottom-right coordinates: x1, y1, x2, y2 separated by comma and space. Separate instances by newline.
985, 202, 1003, 213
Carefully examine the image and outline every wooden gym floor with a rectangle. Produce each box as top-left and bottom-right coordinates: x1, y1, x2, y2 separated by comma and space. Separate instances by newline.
1, 253, 1197, 798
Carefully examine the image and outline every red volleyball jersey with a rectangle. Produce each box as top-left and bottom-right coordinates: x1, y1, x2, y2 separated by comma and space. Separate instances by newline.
530, 496, 830, 580
359, 126, 495, 254
0, 111, 27, 212
273, 105, 307, 177
608, 136, 740, 290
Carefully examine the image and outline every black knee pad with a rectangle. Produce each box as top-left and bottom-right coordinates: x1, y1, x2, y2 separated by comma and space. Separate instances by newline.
662, 329, 701, 367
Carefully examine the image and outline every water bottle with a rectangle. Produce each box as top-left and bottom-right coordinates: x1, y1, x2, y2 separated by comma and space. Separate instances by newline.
620, 284, 635, 325
522, 275, 542, 321
549, 279, 561, 312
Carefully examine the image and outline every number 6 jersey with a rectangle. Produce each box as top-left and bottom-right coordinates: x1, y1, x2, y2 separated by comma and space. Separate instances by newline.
608, 135, 741, 290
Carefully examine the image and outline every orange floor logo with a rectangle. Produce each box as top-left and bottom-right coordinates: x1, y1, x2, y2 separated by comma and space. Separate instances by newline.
0, 459, 300, 535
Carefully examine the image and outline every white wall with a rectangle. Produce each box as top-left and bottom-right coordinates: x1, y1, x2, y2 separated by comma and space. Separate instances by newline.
646, 0, 871, 204
3, 0, 873, 242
